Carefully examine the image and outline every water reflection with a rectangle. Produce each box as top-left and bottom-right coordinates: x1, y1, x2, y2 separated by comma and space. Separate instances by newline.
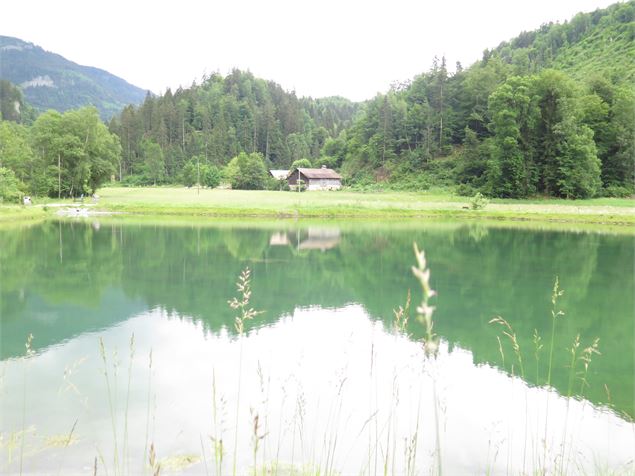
1, 219, 634, 455
269, 227, 341, 251
1, 305, 633, 474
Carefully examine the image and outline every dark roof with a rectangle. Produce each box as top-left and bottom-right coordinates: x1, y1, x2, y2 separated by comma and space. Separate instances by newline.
294, 167, 342, 180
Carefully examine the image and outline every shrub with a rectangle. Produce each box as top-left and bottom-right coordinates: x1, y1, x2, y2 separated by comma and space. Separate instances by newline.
470, 192, 489, 210
456, 183, 476, 197
389, 174, 431, 191
291, 158, 312, 169
314, 156, 337, 169
225, 152, 268, 190
200, 164, 221, 188
181, 161, 197, 187
265, 176, 286, 191
601, 185, 632, 198
0, 167, 24, 203
120, 174, 153, 187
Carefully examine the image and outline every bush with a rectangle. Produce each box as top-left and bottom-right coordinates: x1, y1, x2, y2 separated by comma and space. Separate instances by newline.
389, 174, 431, 191
266, 176, 286, 191
120, 174, 153, 187
601, 185, 632, 198
225, 152, 268, 190
291, 158, 312, 169
181, 161, 197, 187
314, 156, 337, 169
470, 192, 489, 210
200, 164, 221, 188
455, 183, 476, 197
0, 167, 24, 203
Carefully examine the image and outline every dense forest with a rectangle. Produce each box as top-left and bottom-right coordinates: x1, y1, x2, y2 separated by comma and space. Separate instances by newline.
107, 71, 359, 184
338, 0, 634, 197
0, 1, 633, 200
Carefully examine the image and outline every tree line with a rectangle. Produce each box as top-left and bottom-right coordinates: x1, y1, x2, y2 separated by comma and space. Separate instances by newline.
0, 82, 120, 201
106, 70, 358, 186
0, 1, 632, 201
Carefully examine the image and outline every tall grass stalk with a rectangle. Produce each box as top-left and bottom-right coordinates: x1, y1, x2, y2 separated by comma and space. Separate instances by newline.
55, 419, 78, 476
489, 317, 524, 379
532, 329, 543, 470
228, 268, 261, 476
489, 316, 528, 473
256, 362, 270, 476
543, 276, 565, 474
143, 350, 154, 475
562, 337, 600, 476
99, 338, 120, 476
200, 434, 209, 476
19, 334, 34, 476
211, 369, 225, 476
123, 334, 135, 476
411, 243, 441, 475
546, 277, 565, 386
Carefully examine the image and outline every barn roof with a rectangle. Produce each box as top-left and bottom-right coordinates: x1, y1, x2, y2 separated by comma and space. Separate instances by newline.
269, 169, 289, 180
295, 167, 342, 180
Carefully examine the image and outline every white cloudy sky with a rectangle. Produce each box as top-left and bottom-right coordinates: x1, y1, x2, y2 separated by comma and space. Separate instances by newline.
2, 0, 619, 101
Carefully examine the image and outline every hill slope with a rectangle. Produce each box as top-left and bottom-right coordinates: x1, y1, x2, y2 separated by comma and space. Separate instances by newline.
334, 1, 635, 197
491, 1, 635, 82
0, 36, 148, 119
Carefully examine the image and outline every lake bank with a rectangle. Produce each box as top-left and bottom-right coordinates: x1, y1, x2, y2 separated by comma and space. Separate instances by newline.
2, 187, 634, 226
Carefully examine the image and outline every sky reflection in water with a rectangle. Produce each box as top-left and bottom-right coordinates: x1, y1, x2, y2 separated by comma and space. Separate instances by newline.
1, 220, 633, 474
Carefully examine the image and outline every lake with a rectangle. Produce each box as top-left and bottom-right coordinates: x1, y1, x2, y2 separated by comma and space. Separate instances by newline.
1, 219, 633, 475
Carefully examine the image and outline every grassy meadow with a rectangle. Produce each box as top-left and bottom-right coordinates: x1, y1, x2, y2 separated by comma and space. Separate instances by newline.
1, 186, 634, 225
61, 187, 635, 223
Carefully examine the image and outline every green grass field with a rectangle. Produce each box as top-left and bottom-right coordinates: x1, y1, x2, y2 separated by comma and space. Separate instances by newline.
97, 187, 635, 223
2, 187, 634, 225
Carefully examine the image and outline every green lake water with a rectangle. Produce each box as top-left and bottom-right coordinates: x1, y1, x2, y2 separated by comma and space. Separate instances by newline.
1, 219, 634, 474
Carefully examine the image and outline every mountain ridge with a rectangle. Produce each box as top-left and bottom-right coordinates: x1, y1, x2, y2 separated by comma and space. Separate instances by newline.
0, 36, 149, 119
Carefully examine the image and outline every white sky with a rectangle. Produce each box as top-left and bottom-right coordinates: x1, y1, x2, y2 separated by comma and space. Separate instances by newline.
1, 0, 620, 101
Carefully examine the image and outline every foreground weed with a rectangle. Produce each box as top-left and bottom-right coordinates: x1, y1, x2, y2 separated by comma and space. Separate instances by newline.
392, 289, 411, 335
547, 277, 565, 386
412, 243, 437, 356
543, 276, 565, 475
210, 369, 227, 476
98, 334, 137, 476
19, 333, 35, 475
489, 316, 524, 378
411, 243, 442, 475
489, 277, 605, 476
143, 349, 154, 475
148, 442, 161, 476
228, 267, 263, 476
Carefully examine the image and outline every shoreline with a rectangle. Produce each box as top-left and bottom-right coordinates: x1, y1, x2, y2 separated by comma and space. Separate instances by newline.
2, 205, 634, 229
1, 187, 634, 227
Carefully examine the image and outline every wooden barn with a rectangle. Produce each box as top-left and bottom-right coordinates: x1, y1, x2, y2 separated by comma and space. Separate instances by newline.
288, 166, 342, 191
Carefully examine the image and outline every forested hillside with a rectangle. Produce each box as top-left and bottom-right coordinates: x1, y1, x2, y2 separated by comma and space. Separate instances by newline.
0, 36, 147, 119
490, 2, 635, 83
107, 70, 359, 183
338, 0, 634, 197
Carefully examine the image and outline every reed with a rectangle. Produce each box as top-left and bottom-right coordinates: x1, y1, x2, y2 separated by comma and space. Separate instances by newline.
228, 267, 262, 476
19, 333, 34, 476
143, 349, 154, 475
411, 243, 442, 475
